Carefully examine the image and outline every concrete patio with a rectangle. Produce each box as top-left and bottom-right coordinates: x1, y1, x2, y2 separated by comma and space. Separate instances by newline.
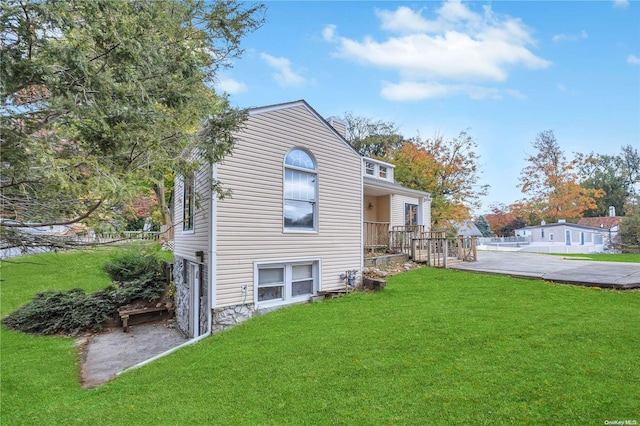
449, 251, 640, 289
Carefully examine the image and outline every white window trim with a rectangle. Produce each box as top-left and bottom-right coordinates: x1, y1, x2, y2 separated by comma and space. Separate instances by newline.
379, 166, 387, 179
182, 174, 195, 234
254, 258, 322, 309
405, 203, 419, 226
283, 148, 318, 233
365, 161, 375, 176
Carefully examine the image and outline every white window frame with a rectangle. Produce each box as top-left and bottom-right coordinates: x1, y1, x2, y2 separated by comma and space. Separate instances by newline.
254, 258, 321, 309
379, 166, 388, 179
182, 173, 195, 233
365, 161, 375, 176
283, 148, 318, 233
549, 233, 554, 241
405, 203, 418, 226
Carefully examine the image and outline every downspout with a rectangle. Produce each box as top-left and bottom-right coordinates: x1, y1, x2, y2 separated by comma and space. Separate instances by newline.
207, 162, 216, 337
360, 159, 364, 281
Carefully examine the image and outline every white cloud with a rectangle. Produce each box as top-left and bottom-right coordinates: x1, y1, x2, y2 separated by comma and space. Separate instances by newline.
322, 25, 337, 42
215, 75, 247, 94
260, 53, 308, 87
627, 54, 640, 65
552, 30, 588, 43
324, 0, 550, 101
613, 0, 629, 8
381, 81, 526, 101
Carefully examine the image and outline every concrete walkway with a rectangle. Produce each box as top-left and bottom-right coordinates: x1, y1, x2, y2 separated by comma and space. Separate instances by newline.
448, 251, 640, 289
79, 321, 188, 388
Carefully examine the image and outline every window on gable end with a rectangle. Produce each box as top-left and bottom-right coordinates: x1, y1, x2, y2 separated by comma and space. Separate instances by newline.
284, 149, 317, 231
183, 172, 195, 231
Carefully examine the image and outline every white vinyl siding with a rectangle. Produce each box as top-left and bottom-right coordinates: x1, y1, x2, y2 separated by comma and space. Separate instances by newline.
215, 103, 362, 308
391, 195, 428, 228
174, 164, 211, 263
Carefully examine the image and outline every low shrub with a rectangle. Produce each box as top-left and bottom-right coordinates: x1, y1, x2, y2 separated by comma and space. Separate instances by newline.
103, 249, 166, 304
2, 249, 168, 335
2, 289, 116, 335
103, 249, 164, 283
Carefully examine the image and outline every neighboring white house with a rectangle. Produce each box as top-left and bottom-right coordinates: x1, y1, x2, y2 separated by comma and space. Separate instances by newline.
515, 220, 608, 253
172, 100, 431, 338
577, 212, 623, 248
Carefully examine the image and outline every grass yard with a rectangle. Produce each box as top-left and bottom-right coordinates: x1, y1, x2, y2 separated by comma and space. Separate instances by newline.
2, 249, 639, 425
548, 252, 640, 263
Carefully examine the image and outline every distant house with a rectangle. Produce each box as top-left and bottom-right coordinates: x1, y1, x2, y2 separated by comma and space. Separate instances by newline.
577, 215, 623, 247
172, 100, 431, 339
516, 220, 608, 253
454, 220, 483, 237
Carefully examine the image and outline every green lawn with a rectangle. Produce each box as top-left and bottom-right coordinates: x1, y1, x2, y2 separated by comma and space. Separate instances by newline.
2, 249, 639, 425
548, 253, 640, 263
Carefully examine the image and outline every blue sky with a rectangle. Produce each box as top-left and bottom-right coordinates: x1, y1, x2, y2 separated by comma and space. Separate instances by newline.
216, 0, 640, 213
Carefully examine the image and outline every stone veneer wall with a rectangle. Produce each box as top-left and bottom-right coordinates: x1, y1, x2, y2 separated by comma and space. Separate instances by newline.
199, 267, 209, 335
212, 304, 255, 334
173, 255, 189, 336
175, 255, 252, 336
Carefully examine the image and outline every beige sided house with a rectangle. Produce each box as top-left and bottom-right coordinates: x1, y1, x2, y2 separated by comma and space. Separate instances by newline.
173, 100, 431, 339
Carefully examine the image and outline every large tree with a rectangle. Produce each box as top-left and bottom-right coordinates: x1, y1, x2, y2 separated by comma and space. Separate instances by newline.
390, 131, 489, 226
577, 145, 640, 217
341, 112, 403, 157
1, 0, 265, 253
517, 130, 603, 223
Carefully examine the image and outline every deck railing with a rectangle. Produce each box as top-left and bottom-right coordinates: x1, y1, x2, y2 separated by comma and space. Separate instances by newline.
389, 226, 446, 254
364, 221, 390, 251
410, 236, 477, 267
94, 231, 161, 242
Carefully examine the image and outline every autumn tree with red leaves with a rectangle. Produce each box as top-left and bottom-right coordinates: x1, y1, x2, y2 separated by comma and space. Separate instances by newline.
484, 204, 515, 236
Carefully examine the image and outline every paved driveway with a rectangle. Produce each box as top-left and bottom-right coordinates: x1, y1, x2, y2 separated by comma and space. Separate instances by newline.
449, 251, 640, 289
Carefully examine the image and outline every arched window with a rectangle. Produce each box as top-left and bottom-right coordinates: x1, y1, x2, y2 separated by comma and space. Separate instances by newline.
284, 149, 317, 230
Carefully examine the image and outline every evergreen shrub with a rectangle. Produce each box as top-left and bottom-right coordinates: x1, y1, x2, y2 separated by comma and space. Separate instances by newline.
2, 249, 168, 335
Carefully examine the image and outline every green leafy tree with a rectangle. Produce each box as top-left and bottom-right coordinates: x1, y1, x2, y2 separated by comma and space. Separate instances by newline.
1, 0, 265, 253
618, 215, 640, 249
577, 145, 640, 217
341, 112, 404, 157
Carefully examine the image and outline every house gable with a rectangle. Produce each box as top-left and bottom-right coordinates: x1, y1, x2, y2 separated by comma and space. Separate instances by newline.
248, 100, 360, 158
214, 100, 363, 309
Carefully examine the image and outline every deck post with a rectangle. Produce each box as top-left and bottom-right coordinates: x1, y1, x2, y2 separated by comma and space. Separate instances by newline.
472, 237, 477, 261
443, 239, 448, 268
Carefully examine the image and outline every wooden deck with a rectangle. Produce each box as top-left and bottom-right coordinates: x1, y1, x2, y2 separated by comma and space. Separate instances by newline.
364, 223, 478, 267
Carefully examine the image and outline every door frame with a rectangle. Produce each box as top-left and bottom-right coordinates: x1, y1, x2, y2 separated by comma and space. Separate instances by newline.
189, 262, 201, 338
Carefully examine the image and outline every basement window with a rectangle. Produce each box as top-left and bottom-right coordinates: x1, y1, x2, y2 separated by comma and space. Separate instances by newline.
255, 260, 319, 307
